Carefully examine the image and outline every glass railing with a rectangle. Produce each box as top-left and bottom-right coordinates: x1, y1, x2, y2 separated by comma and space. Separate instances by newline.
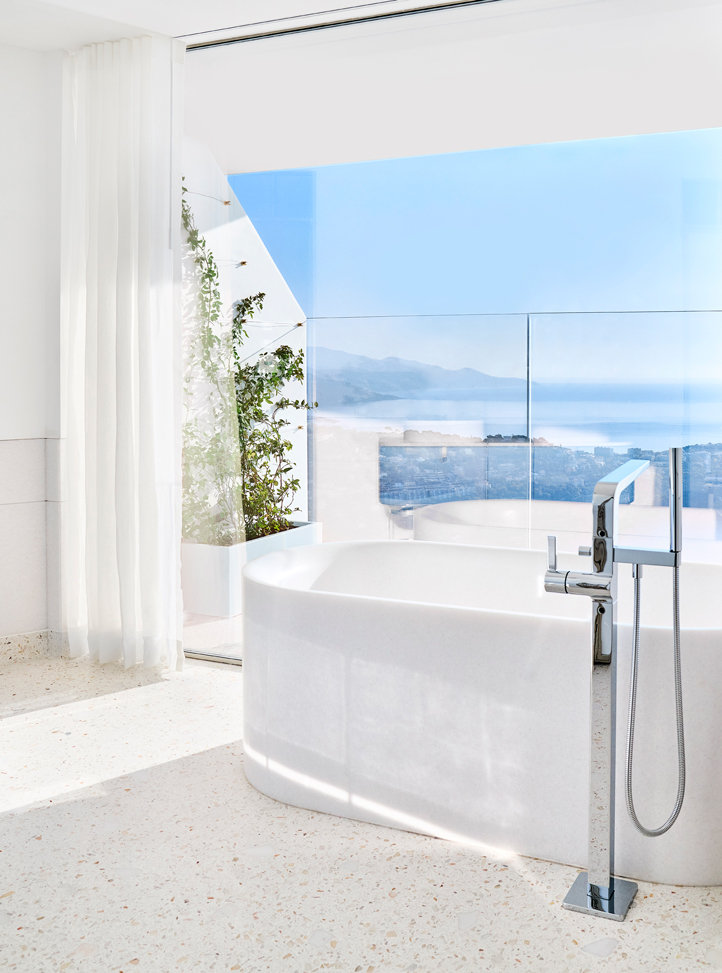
308, 311, 722, 559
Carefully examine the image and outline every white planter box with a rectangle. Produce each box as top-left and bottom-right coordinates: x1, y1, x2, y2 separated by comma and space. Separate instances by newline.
181, 521, 322, 617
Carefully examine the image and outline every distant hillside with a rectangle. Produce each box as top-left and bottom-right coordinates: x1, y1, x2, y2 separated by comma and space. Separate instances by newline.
313, 347, 526, 407
312, 376, 400, 409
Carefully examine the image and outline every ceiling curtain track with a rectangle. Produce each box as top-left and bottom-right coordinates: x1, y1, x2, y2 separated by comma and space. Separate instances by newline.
60, 35, 185, 669
184, 0, 508, 49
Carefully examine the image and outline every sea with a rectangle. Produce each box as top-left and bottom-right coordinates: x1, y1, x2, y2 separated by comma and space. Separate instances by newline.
315, 383, 722, 452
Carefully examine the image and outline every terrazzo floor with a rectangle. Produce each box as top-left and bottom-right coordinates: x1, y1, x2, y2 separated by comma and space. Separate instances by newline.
1, 656, 720, 973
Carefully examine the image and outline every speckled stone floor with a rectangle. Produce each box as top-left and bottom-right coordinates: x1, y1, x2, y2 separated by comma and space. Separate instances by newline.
1, 656, 720, 973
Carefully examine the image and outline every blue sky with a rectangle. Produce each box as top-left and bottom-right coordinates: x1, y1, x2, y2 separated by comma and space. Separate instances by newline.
228, 128, 722, 382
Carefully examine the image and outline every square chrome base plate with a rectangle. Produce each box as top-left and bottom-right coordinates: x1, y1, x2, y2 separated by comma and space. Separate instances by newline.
562, 871, 638, 922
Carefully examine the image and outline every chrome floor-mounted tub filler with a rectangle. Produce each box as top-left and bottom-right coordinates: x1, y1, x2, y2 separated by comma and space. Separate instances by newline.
544, 448, 686, 921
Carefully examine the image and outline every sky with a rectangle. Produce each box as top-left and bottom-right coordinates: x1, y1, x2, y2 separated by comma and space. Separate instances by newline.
228, 127, 722, 384
308, 315, 528, 377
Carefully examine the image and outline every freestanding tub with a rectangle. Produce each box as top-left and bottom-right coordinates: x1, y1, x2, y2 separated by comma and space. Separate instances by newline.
242, 540, 722, 885
414, 498, 722, 564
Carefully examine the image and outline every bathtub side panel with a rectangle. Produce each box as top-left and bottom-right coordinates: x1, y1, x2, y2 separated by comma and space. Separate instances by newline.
243, 574, 590, 867
243, 549, 722, 885
243, 576, 354, 818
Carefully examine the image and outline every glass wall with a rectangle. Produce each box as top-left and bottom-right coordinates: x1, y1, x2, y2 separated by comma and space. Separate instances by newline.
308, 315, 528, 540
229, 128, 722, 559
529, 311, 722, 560
305, 311, 722, 555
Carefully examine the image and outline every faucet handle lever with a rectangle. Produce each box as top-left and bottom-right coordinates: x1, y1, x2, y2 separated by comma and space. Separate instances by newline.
547, 535, 557, 572
578, 546, 592, 557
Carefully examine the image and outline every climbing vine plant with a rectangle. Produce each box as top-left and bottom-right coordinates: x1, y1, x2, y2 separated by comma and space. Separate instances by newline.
182, 182, 314, 545
181, 183, 245, 546
232, 301, 316, 541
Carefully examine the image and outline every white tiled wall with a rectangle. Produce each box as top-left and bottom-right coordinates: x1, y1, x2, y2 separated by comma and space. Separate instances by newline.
0, 440, 45, 506
0, 45, 63, 644
44, 438, 64, 504
0, 438, 51, 638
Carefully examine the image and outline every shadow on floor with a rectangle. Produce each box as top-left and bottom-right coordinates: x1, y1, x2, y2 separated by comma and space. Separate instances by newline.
0, 656, 168, 718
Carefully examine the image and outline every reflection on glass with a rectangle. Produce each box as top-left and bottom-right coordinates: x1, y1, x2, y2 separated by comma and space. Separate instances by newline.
532, 446, 635, 505
228, 131, 722, 558
530, 313, 722, 502
306, 311, 722, 551
529, 312, 722, 558
308, 316, 528, 540
230, 129, 722, 318
530, 312, 722, 451
379, 443, 530, 506
310, 316, 527, 432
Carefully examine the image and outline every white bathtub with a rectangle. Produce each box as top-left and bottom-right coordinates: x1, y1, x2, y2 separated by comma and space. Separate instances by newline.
414, 498, 722, 563
242, 540, 722, 885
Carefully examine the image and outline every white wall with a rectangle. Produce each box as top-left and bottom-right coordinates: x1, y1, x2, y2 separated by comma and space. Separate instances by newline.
0, 42, 63, 639
185, 0, 722, 174
0, 43, 61, 442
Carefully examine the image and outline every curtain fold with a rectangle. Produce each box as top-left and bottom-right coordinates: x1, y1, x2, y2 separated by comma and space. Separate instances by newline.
60, 35, 184, 669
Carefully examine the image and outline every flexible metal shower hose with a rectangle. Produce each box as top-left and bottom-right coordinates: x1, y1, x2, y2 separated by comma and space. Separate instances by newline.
625, 565, 686, 836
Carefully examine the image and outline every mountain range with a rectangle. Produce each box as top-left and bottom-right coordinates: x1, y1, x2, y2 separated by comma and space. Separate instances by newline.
312, 347, 525, 408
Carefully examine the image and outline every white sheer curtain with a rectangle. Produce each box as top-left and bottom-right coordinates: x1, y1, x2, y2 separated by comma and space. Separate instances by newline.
60, 36, 185, 668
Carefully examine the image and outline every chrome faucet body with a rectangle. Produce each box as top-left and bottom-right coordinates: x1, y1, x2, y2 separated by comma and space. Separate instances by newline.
544, 449, 684, 921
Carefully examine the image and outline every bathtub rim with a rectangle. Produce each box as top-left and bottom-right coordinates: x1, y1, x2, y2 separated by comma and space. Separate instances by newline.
241, 538, 721, 632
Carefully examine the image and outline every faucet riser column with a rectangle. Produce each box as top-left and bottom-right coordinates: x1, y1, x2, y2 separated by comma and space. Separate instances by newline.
550, 450, 682, 920
588, 641, 615, 889
551, 459, 650, 922
563, 564, 637, 921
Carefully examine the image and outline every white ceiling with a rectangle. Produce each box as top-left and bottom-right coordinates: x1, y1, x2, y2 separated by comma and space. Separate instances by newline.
0, 0, 141, 49
0, 0, 448, 49
47, 1, 397, 37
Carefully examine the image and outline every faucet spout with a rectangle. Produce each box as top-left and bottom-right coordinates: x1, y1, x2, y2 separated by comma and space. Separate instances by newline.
591, 460, 649, 570
545, 459, 650, 597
